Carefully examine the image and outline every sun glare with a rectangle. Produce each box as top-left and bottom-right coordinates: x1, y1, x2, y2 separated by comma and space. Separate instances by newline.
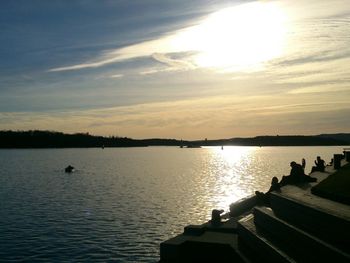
171, 2, 288, 72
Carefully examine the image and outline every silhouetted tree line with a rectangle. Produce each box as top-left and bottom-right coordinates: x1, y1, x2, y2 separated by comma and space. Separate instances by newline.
0, 130, 349, 148
0, 130, 146, 148
141, 138, 189, 146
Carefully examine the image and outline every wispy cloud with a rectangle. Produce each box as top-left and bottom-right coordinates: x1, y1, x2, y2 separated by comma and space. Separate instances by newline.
47, 1, 289, 73
94, 73, 124, 80
47, 0, 350, 76
47, 28, 196, 72
109, 74, 123, 79
139, 69, 163, 76
152, 53, 196, 70
288, 84, 350, 94
138, 53, 196, 75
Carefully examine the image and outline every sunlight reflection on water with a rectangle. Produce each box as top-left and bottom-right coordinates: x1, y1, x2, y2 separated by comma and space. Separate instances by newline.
180, 146, 344, 226
197, 146, 258, 213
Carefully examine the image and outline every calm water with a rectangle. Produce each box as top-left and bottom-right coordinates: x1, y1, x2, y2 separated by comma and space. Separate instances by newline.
0, 146, 344, 262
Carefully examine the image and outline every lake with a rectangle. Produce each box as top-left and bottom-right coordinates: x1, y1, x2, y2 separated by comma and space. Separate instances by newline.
0, 146, 344, 262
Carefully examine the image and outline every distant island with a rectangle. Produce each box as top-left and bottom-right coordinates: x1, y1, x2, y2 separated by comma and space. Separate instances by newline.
0, 130, 350, 148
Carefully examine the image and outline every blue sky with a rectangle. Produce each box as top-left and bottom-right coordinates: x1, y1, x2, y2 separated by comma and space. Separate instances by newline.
1, 0, 350, 139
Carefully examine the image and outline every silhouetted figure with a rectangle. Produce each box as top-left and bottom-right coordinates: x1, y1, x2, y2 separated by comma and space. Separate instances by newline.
279, 161, 305, 185
302, 158, 306, 170
279, 161, 317, 186
311, 156, 325, 173
255, 176, 280, 205
211, 209, 224, 226
65, 165, 74, 173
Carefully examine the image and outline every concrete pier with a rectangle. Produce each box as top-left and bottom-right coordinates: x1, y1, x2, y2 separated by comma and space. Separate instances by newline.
160, 158, 350, 262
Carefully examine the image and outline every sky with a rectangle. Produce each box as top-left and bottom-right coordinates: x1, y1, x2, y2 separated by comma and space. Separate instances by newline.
1, 0, 350, 139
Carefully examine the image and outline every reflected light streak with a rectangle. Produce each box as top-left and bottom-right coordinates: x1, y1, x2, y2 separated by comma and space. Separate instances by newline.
204, 146, 259, 212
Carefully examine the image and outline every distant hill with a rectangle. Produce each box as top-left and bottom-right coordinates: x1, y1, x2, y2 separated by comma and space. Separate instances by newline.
200, 135, 350, 146
0, 130, 349, 148
316, 133, 350, 144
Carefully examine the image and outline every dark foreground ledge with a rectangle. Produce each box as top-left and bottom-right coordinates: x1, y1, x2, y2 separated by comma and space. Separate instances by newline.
160, 195, 257, 262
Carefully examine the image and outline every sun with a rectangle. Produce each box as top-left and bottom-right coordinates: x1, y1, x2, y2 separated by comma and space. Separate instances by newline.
172, 2, 288, 72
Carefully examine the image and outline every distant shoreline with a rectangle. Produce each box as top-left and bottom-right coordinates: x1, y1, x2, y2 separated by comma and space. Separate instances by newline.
1, 130, 349, 148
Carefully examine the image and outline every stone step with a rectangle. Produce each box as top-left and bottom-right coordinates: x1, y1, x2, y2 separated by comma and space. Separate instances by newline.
160, 231, 248, 263
254, 206, 350, 263
270, 191, 350, 254
237, 214, 296, 263
183, 217, 238, 236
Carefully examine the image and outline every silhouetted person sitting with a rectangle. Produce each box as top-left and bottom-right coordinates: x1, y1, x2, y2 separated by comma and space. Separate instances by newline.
279, 161, 317, 186
279, 161, 305, 186
255, 176, 280, 205
311, 156, 325, 173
